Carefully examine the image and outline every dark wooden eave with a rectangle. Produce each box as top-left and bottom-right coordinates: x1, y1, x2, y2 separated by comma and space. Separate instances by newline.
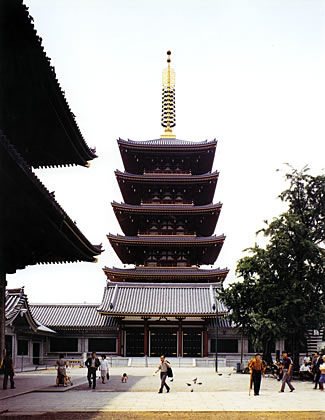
103, 266, 229, 283
107, 233, 225, 265
0, 133, 102, 274
0, 0, 97, 168
112, 201, 222, 236
117, 138, 217, 175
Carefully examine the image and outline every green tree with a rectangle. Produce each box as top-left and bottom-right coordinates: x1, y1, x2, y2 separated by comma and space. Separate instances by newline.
220, 167, 325, 367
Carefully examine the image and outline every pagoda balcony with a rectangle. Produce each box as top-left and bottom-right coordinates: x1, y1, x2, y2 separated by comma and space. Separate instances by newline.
143, 169, 191, 175
137, 232, 196, 237
107, 233, 225, 266
112, 201, 222, 237
117, 138, 217, 175
115, 170, 219, 206
140, 200, 194, 206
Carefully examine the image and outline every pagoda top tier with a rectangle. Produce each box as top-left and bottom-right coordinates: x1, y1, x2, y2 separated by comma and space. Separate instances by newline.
117, 138, 217, 175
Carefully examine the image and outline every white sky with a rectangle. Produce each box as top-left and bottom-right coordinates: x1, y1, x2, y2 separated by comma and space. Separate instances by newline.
7, 0, 325, 303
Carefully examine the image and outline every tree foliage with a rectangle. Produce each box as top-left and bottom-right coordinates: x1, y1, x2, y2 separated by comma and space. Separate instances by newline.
220, 167, 325, 365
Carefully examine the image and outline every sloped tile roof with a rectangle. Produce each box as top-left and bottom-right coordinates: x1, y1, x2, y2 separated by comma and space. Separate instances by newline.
98, 282, 228, 317
30, 304, 118, 330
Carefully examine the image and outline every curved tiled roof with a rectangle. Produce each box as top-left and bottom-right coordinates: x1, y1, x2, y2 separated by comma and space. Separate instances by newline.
107, 233, 225, 245
6, 288, 55, 333
118, 138, 217, 147
30, 304, 118, 330
98, 282, 228, 317
111, 201, 222, 213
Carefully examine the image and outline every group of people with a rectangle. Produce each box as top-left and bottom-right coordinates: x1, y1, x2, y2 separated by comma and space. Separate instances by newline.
248, 350, 325, 396
55, 352, 110, 389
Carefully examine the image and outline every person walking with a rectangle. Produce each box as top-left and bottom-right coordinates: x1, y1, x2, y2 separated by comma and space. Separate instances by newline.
318, 355, 325, 391
100, 355, 109, 384
55, 354, 68, 386
153, 355, 171, 394
248, 353, 265, 396
312, 351, 322, 389
85, 352, 100, 389
279, 351, 295, 393
2, 352, 15, 390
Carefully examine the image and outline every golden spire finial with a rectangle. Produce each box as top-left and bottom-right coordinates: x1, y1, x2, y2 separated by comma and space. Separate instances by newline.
161, 50, 176, 138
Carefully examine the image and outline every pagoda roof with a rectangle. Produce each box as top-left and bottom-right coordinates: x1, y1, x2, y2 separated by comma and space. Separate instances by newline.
98, 282, 228, 317
118, 138, 217, 148
103, 266, 229, 283
0, 0, 97, 168
107, 234, 225, 265
115, 170, 219, 206
112, 201, 222, 237
0, 133, 102, 274
30, 304, 118, 331
6, 288, 55, 334
112, 201, 222, 213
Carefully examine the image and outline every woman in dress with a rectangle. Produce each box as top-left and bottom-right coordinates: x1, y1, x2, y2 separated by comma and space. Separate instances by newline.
56, 354, 68, 386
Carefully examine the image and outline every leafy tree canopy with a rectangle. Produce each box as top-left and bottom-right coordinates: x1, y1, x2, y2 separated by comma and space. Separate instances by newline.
220, 167, 325, 365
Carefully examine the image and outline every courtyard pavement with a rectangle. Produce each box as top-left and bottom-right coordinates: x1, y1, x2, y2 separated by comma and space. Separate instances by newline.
0, 367, 324, 416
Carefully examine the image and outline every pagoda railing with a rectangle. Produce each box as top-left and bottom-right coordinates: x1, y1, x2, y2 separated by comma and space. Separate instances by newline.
140, 201, 194, 206
143, 169, 191, 175
137, 232, 196, 237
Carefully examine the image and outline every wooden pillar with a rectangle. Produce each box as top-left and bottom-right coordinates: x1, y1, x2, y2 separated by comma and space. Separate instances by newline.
178, 320, 182, 357
144, 319, 148, 356
203, 327, 209, 357
0, 273, 6, 359
117, 329, 122, 356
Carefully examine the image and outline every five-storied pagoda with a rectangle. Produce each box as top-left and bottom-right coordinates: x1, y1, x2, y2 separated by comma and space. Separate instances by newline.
99, 51, 229, 357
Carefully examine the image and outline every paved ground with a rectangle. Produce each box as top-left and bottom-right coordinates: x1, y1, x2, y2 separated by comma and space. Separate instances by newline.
0, 367, 324, 417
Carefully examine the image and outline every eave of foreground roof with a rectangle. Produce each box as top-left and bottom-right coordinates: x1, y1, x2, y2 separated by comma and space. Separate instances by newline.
0, 133, 102, 273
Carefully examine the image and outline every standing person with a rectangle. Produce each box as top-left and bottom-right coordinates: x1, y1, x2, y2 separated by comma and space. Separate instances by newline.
279, 351, 295, 393
55, 354, 68, 386
153, 355, 171, 394
85, 352, 100, 389
100, 355, 109, 384
248, 353, 265, 396
312, 351, 322, 389
2, 352, 15, 390
318, 355, 325, 391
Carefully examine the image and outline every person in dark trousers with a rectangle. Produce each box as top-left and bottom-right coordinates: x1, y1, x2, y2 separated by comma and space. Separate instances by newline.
153, 355, 170, 394
312, 351, 322, 389
248, 353, 265, 396
2, 352, 15, 389
85, 352, 100, 389
279, 351, 295, 392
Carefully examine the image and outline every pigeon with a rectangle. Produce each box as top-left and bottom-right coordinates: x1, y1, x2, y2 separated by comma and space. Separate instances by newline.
218, 373, 223, 376
193, 377, 197, 384
197, 382, 202, 385
186, 383, 192, 386
191, 389, 194, 392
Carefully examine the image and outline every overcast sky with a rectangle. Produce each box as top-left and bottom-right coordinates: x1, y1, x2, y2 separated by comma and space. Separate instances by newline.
7, 0, 325, 303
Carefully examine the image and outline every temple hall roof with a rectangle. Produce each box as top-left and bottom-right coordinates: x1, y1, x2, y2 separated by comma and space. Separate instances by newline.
97, 282, 228, 317
30, 304, 118, 331
6, 288, 55, 334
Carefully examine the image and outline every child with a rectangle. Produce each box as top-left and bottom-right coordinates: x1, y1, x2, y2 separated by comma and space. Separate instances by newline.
121, 373, 128, 383
100, 355, 109, 384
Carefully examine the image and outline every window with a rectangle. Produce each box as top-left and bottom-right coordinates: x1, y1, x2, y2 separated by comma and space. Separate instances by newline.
211, 339, 238, 353
50, 338, 78, 352
17, 339, 29, 355
88, 338, 116, 353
